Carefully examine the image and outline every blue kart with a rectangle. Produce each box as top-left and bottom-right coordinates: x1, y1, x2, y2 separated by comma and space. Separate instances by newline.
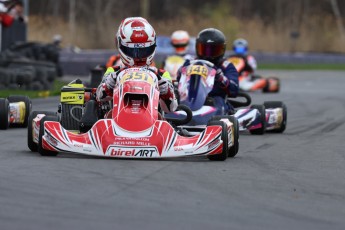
166, 60, 287, 135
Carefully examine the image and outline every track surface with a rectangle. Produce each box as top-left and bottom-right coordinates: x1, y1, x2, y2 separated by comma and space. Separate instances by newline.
1, 70, 345, 230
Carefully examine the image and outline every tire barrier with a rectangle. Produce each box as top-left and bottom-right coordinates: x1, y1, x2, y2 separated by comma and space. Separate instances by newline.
0, 41, 62, 90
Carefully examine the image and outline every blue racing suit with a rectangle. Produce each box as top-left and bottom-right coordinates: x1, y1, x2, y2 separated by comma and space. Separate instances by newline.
177, 58, 239, 114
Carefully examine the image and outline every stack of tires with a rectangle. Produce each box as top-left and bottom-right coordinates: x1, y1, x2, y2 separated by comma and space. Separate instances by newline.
0, 42, 62, 90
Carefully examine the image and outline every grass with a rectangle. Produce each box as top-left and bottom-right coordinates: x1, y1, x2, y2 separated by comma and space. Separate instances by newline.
0, 80, 68, 99
1, 62, 344, 99
259, 63, 345, 70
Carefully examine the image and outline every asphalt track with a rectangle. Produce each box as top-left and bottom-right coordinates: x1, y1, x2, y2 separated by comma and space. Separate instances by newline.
1, 70, 345, 230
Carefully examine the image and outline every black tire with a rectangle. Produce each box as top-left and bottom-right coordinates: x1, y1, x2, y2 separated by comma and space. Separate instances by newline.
0, 98, 10, 130
264, 101, 287, 133
38, 115, 59, 156
206, 120, 228, 161
263, 77, 280, 93
208, 115, 239, 157
27, 111, 57, 152
7, 95, 32, 127
228, 116, 239, 157
15, 66, 36, 86
249, 104, 266, 135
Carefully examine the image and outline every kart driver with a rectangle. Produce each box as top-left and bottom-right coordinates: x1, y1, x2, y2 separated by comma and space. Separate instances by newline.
177, 28, 239, 114
162, 30, 194, 79
96, 17, 178, 116
228, 38, 257, 75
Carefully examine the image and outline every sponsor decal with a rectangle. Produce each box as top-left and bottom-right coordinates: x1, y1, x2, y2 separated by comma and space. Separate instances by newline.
108, 146, 157, 157
73, 143, 83, 148
174, 147, 183, 151
208, 139, 220, 150
63, 95, 76, 100
45, 132, 58, 147
134, 43, 146, 48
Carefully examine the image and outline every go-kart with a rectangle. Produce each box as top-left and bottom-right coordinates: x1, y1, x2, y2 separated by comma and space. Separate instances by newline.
0, 95, 32, 130
166, 59, 286, 135
227, 56, 280, 93
28, 68, 238, 161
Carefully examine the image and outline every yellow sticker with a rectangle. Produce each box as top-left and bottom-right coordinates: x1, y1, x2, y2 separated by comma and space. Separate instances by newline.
120, 71, 154, 85
187, 65, 208, 78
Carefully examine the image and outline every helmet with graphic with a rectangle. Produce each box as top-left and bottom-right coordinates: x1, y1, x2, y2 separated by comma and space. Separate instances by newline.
171, 30, 190, 55
196, 28, 226, 65
233, 38, 248, 55
116, 17, 156, 67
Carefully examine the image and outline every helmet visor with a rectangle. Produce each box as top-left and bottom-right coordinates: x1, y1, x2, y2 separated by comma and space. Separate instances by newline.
120, 43, 156, 59
196, 43, 225, 58
234, 46, 246, 54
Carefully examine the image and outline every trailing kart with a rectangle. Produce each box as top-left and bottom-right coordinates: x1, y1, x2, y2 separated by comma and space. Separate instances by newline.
166, 59, 287, 135
0, 95, 32, 130
163, 55, 186, 80
227, 56, 280, 93
28, 68, 238, 161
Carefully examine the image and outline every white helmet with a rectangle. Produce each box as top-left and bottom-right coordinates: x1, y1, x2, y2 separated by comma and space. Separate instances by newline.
171, 30, 190, 55
116, 17, 156, 67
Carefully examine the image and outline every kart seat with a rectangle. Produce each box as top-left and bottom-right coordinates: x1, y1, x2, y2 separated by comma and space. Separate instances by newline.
79, 100, 99, 133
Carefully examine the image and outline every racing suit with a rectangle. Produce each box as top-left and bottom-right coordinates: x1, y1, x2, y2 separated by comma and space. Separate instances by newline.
162, 53, 194, 79
96, 65, 178, 115
105, 54, 123, 69
177, 58, 239, 114
228, 53, 257, 75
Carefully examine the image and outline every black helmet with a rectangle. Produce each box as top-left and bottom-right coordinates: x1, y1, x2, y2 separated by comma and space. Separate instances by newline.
196, 28, 226, 64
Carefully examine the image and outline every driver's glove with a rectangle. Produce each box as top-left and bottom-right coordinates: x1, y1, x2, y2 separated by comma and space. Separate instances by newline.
215, 68, 229, 88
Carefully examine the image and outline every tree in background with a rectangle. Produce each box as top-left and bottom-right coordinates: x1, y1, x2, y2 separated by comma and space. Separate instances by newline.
27, 0, 345, 53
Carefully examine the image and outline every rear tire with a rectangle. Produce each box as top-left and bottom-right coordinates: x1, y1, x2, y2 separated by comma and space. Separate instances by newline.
7, 95, 32, 127
263, 77, 280, 93
249, 104, 266, 135
27, 111, 57, 152
38, 115, 59, 156
206, 120, 228, 161
264, 101, 287, 133
0, 98, 10, 130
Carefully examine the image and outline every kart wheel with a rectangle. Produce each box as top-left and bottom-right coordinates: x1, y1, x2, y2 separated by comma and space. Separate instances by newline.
249, 104, 266, 135
27, 111, 57, 152
263, 77, 280, 93
0, 98, 10, 130
7, 95, 32, 127
228, 116, 239, 157
208, 115, 239, 157
206, 120, 228, 161
264, 101, 287, 133
38, 115, 59, 156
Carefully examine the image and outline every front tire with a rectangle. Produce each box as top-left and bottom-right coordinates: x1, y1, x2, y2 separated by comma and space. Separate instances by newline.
228, 116, 239, 157
207, 120, 228, 161
7, 95, 32, 127
38, 115, 59, 156
27, 111, 57, 152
